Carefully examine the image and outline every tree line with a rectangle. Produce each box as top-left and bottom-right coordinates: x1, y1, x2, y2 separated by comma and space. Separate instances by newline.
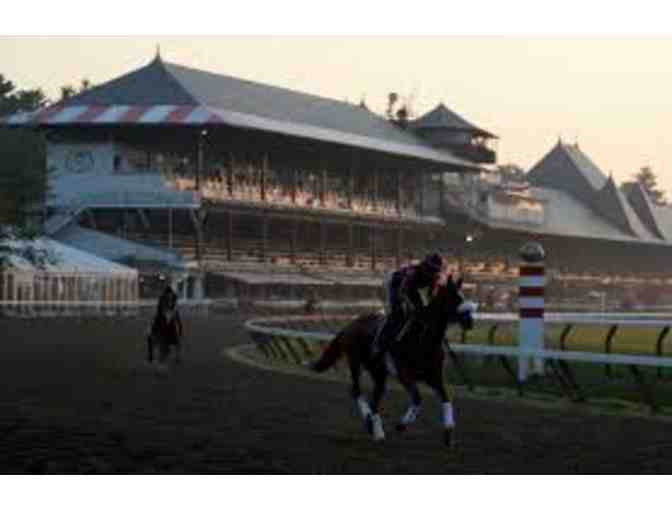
0, 75, 93, 226
0, 75, 92, 267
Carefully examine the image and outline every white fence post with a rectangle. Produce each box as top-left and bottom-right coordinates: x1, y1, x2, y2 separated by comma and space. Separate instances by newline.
519, 242, 546, 381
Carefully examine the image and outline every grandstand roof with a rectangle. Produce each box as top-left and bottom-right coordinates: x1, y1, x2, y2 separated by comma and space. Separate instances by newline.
519, 187, 663, 244
2, 237, 137, 275
522, 141, 672, 243
450, 142, 672, 247
409, 103, 497, 138
1, 56, 480, 171
557, 143, 608, 190
623, 182, 672, 241
528, 141, 608, 191
55, 225, 185, 268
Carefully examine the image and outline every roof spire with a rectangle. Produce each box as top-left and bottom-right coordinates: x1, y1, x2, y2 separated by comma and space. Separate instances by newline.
557, 134, 563, 146
155, 44, 162, 61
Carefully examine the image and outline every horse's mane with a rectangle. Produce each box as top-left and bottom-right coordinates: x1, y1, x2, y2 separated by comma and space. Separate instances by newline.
399, 277, 463, 353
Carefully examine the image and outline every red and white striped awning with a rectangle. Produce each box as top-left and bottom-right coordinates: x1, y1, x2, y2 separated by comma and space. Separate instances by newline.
1, 103, 482, 170
2, 104, 224, 125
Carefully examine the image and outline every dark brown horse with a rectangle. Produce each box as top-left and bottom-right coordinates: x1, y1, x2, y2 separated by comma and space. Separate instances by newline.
147, 287, 183, 365
311, 275, 475, 447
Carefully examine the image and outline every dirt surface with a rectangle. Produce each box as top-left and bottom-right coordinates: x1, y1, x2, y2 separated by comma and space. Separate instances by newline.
1, 312, 671, 474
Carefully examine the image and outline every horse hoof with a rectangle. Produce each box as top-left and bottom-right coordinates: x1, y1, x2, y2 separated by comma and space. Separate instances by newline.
396, 423, 406, 433
370, 414, 386, 441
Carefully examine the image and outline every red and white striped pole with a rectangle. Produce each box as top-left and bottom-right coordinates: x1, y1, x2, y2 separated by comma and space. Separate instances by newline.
518, 241, 546, 381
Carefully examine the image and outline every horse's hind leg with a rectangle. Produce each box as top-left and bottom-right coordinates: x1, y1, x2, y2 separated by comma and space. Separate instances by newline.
370, 370, 388, 416
348, 352, 372, 422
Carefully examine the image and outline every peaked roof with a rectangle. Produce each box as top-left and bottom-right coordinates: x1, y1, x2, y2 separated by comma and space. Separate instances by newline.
1, 57, 480, 171
528, 141, 608, 192
526, 141, 672, 242
623, 181, 672, 241
622, 182, 665, 239
63, 56, 198, 106
595, 176, 655, 238
409, 103, 497, 138
559, 143, 608, 190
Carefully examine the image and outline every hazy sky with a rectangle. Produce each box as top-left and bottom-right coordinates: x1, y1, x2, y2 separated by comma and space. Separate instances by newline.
2, 36, 672, 194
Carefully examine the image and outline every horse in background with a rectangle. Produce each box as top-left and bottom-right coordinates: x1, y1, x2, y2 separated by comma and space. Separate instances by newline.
311, 274, 476, 447
147, 286, 183, 365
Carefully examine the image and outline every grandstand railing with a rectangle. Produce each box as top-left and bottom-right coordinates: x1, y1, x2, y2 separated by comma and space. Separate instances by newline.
198, 181, 441, 224
0, 298, 212, 318
54, 190, 202, 210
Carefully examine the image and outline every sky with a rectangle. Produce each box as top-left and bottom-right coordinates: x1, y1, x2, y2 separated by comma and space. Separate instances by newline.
2, 35, 672, 196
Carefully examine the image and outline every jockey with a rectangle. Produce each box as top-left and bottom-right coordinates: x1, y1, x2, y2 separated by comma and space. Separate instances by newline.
372, 253, 444, 363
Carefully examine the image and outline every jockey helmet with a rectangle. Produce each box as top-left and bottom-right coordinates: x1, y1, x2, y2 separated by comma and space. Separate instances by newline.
421, 253, 443, 274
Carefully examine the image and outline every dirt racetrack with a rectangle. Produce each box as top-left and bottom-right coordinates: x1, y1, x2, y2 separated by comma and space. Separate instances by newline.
1, 311, 671, 474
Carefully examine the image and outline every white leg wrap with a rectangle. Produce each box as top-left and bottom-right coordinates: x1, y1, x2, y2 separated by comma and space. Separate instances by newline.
400, 404, 421, 426
356, 396, 372, 420
371, 413, 385, 441
442, 402, 455, 428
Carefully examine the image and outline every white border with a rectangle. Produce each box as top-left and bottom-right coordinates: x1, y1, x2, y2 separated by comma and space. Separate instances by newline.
1, 1, 672, 35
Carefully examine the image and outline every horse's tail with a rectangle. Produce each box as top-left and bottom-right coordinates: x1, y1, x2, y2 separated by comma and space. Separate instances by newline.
310, 330, 348, 373
310, 314, 378, 373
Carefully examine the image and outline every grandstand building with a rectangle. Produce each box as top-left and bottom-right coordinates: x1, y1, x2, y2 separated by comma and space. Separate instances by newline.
3, 54, 672, 308
2, 54, 487, 300
442, 140, 672, 273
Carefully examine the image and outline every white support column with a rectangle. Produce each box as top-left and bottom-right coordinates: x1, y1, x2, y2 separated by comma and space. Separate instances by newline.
518, 242, 546, 382
0, 272, 6, 303
27, 275, 35, 317
193, 274, 205, 300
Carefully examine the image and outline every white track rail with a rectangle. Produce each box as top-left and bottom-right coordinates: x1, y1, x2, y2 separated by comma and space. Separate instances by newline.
245, 314, 672, 369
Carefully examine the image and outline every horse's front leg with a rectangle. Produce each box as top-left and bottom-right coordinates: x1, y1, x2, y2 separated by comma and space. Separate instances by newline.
147, 334, 154, 363
159, 339, 170, 364
396, 369, 423, 433
427, 366, 456, 448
